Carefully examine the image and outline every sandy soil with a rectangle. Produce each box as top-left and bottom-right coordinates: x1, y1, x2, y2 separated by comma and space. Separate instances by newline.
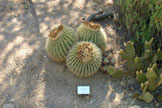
0, 0, 159, 108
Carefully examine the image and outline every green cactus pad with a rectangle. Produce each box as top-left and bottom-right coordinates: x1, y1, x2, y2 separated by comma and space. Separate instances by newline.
134, 57, 144, 70
143, 38, 154, 58
77, 21, 107, 51
132, 93, 143, 101
157, 48, 162, 60
146, 68, 157, 80
66, 42, 102, 77
136, 71, 147, 83
119, 41, 135, 60
157, 94, 162, 102
143, 92, 153, 103
157, 74, 162, 87
107, 66, 124, 77
45, 25, 78, 63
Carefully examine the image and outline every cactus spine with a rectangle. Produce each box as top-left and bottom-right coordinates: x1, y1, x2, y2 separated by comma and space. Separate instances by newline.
66, 42, 102, 77
45, 25, 78, 63
77, 21, 107, 51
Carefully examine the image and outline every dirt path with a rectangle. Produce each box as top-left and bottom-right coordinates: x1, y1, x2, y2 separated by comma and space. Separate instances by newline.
0, 0, 158, 108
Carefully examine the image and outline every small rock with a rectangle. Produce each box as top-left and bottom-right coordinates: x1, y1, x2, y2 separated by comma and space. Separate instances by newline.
111, 58, 116, 64
128, 105, 141, 108
10, 98, 15, 103
92, 3, 97, 10
103, 58, 109, 63
143, 107, 150, 108
85, 95, 91, 99
108, 53, 113, 58
113, 13, 119, 22
121, 81, 126, 87
82, 17, 85, 20
3, 103, 15, 108
155, 103, 159, 107
73, 105, 77, 108
44, 55, 46, 58
90, 101, 93, 104
58, 101, 62, 104
100, 66, 104, 71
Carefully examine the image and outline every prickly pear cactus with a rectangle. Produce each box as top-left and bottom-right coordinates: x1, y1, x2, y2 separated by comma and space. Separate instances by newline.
119, 41, 135, 60
45, 25, 78, 63
108, 66, 124, 77
77, 21, 107, 51
143, 92, 154, 103
136, 70, 147, 83
66, 42, 102, 77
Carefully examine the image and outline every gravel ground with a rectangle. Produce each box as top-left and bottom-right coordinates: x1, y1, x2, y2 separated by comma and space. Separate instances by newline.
0, 0, 161, 108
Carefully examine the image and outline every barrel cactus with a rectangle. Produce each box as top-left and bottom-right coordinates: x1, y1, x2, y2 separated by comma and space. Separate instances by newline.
77, 21, 107, 51
66, 41, 102, 77
45, 25, 78, 63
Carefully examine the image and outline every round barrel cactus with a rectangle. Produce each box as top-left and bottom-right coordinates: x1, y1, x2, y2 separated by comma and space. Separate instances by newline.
45, 25, 78, 63
77, 21, 107, 51
66, 41, 102, 77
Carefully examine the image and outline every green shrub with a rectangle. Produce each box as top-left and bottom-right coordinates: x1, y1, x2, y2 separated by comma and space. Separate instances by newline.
120, 0, 162, 55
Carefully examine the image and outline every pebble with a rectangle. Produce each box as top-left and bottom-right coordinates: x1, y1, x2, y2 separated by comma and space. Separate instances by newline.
85, 95, 92, 99
111, 58, 116, 64
10, 98, 15, 103
90, 101, 93, 104
92, 3, 97, 10
82, 17, 85, 20
108, 53, 113, 58
3, 103, 15, 108
155, 103, 159, 107
121, 81, 126, 87
73, 105, 77, 108
143, 107, 150, 108
128, 105, 141, 108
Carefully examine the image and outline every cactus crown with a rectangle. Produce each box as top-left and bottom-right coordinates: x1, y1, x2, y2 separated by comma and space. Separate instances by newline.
49, 25, 64, 40
77, 43, 93, 62
83, 21, 101, 30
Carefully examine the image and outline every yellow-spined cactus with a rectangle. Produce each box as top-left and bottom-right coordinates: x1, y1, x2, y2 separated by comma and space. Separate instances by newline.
66, 42, 102, 77
45, 25, 78, 63
77, 21, 107, 51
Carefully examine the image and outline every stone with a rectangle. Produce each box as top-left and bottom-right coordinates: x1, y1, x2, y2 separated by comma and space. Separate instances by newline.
155, 103, 159, 107
3, 103, 15, 108
128, 105, 141, 108
10, 98, 15, 103
90, 101, 93, 104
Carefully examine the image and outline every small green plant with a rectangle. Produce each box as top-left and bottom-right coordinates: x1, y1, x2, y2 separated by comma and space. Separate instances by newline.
66, 41, 102, 77
77, 21, 107, 51
45, 25, 78, 63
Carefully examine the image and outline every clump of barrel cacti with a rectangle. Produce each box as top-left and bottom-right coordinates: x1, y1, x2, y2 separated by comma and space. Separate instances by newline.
77, 21, 107, 51
45, 25, 78, 63
66, 41, 102, 77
